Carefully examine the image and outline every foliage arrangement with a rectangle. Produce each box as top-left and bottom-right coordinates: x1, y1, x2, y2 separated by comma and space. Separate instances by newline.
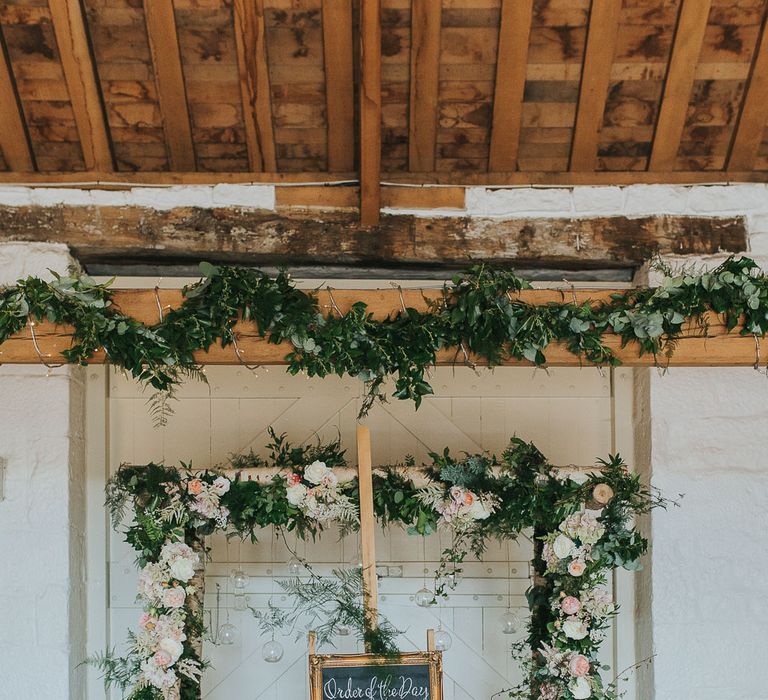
98, 430, 667, 700
2, 256, 767, 416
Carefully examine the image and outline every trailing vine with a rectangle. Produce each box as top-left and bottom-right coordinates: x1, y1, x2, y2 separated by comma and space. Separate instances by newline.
97, 431, 667, 700
2, 256, 766, 417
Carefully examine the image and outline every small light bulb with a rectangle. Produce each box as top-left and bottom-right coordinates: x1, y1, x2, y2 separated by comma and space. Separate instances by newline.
262, 639, 284, 663
230, 569, 248, 589
500, 609, 519, 635
288, 557, 303, 575
218, 623, 238, 645
415, 588, 435, 608
434, 628, 452, 651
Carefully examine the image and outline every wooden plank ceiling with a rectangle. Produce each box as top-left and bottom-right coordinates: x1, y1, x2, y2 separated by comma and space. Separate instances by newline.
2, 0, 768, 222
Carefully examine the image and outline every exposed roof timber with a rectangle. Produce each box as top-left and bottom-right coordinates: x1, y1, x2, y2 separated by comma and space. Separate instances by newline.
488, 0, 533, 172
233, 0, 276, 172
0, 28, 34, 171
570, 0, 622, 172
48, 0, 113, 171
322, 0, 355, 172
648, 0, 712, 171
359, 0, 382, 225
144, 0, 195, 171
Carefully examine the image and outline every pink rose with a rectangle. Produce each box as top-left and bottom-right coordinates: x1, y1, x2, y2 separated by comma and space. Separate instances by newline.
139, 612, 154, 628
561, 596, 582, 615
187, 479, 203, 495
286, 473, 302, 487
463, 491, 475, 506
162, 586, 186, 609
450, 486, 464, 503
568, 559, 586, 577
154, 650, 173, 667
568, 654, 590, 677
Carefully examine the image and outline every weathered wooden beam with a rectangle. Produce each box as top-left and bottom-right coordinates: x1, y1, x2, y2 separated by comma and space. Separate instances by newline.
728, 9, 768, 171
0, 287, 761, 367
322, 0, 355, 172
48, 0, 113, 171
648, 0, 711, 171
144, 0, 195, 171
0, 206, 745, 269
408, 0, 441, 172
570, 0, 622, 171
488, 0, 533, 172
233, 0, 276, 172
359, 0, 382, 225
0, 29, 35, 171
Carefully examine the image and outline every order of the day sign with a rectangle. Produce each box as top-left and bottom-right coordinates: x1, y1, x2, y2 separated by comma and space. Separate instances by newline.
309, 653, 443, 700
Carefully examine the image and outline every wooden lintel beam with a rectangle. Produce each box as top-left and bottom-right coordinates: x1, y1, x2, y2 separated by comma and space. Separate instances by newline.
488, 0, 533, 172
234, 0, 276, 172
144, 0, 196, 172
0, 287, 761, 368
0, 29, 34, 171
570, 0, 622, 171
0, 205, 745, 268
48, 0, 113, 171
359, 0, 382, 225
728, 8, 768, 171
408, 0, 441, 171
323, 0, 355, 172
648, 0, 712, 171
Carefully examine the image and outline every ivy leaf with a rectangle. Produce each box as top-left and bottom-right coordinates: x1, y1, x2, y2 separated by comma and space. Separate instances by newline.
199, 261, 219, 278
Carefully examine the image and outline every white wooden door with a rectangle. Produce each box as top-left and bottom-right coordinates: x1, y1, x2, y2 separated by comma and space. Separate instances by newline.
86, 365, 636, 700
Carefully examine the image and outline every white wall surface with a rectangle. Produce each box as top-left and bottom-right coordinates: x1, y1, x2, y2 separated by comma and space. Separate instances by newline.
0, 243, 87, 699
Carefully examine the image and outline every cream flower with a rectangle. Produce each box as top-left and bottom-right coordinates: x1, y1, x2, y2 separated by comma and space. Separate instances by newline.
304, 460, 330, 485
562, 618, 589, 640
286, 482, 307, 506
553, 534, 576, 559
467, 498, 492, 520
162, 586, 186, 609
159, 637, 184, 665
168, 557, 195, 582
212, 476, 230, 496
569, 676, 591, 699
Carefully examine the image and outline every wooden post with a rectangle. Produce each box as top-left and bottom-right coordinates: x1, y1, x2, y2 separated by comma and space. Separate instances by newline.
426, 628, 435, 652
356, 425, 378, 651
309, 630, 317, 656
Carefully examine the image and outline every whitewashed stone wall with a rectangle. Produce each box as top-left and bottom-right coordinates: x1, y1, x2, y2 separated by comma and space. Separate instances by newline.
0, 243, 87, 699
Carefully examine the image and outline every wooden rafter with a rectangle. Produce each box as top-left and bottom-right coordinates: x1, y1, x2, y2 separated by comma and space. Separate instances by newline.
48, 0, 113, 171
359, 0, 382, 225
648, 0, 712, 171
322, 0, 355, 172
0, 29, 34, 171
488, 0, 534, 172
144, 0, 195, 172
233, 0, 276, 172
0, 287, 762, 368
570, 0, 622, 171
408, 0, 441, 172
728, 8, 768, 171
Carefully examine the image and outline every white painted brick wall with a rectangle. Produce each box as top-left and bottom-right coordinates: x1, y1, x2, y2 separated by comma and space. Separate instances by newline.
0, 243, 86, 699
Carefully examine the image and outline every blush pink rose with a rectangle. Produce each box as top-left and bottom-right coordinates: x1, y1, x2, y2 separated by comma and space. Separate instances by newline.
463, 491, 475, 506
568, 654, 590, 677
286, 473, 302, 487
568, 559, 586, 577
561, 596, 582, 615
154, 650, 173, 667
187, 479, 203, 495
162, 586, 186, 609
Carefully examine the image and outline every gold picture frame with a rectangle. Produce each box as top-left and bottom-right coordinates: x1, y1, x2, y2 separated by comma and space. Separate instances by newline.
309, 651, 443, 700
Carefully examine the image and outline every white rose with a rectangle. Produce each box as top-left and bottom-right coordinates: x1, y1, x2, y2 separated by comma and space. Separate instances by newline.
212, 476, 230, 495
158, 637, 184, 664
304, 460, 330, 485
467, 499, 491, 520
553, 534, 576, 560
321, 471, 339, 488
569, 676, 591, 699
562, 618, 589, 640
168, 557, 196, 582
286, 483, 307, 506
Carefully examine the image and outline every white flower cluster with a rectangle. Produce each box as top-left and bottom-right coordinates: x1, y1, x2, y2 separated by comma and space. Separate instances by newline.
429, 485, 494, 531
542, 509, 605, 578
539, 644, 593, 699
285, 461, 358, 524
187, 475, 230, 528
134, 540, 202, 698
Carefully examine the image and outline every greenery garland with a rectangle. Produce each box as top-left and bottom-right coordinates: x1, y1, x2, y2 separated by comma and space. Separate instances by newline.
95, 431, 668, 700
2, 256, 767, 416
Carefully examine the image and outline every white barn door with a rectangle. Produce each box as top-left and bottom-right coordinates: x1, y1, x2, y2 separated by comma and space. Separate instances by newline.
86, 365, 636, 700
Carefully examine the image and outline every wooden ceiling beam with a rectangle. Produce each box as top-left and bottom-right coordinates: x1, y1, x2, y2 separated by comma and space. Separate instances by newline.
408, 0, 441, 172
48, 0, 113, 171
488, 0, 533, 172
323, 0, 355, 172
233, 0, 276, 172
359, 0, 382, 225
0, 205, 745, 269
648, 0, 712, 171
570, 0, 622, 171
0, 29, 34, 171
728, 8, 768, 171
144, 0, 195, 172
